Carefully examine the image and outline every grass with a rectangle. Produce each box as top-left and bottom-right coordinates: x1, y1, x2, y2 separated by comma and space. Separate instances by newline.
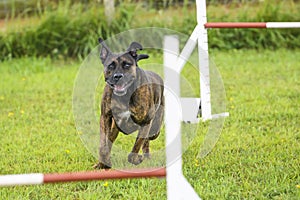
184, 49, 300, 199
0, 49, 299, 199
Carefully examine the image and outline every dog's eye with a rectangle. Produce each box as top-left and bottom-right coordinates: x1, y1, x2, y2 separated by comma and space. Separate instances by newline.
123, 63, 131, 69
107, 63, 115, 70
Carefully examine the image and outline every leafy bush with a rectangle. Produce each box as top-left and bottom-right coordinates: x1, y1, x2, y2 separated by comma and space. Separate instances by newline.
0, 2, 135, 60
206, 0, 300, 49
0, 1, 299, 60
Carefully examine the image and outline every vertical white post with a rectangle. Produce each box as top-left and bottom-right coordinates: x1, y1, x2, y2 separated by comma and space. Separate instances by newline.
164, 35, 201, 200
164, 35, 182, 200
196, 0, 212, 120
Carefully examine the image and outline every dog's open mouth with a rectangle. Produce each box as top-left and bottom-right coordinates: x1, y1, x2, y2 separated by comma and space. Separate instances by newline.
114, 84, 126, 92
107, 80, 133, 96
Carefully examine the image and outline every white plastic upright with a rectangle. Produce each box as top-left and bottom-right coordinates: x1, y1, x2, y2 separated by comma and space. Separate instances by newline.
196, 0, 212, 121
164, 35, 201, 200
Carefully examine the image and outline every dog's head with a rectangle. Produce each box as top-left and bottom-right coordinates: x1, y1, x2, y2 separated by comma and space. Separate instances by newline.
98, 38, 149, 96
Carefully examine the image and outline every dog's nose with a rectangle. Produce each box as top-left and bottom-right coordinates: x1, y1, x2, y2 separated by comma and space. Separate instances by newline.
113, 73, 124, 81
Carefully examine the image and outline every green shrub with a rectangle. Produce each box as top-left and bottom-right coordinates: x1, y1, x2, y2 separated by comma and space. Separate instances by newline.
206, 1, 300, 50
0, 2, 135, 60
0, 1, 299, 60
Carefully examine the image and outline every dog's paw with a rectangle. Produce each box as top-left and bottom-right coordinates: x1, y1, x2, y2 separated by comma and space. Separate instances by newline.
93, 162, 111, 170
128, 153, 144, 165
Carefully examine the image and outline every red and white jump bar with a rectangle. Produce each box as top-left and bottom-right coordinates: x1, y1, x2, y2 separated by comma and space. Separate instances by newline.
0, 168, 166, 187
205, 22, 300, 29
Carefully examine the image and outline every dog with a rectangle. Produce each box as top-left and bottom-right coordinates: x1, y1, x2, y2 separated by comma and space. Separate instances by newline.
94, 38, 164, 169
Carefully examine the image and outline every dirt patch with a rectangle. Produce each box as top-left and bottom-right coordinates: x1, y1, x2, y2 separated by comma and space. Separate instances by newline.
0, 17, 41, 33
0, 19, 7, 32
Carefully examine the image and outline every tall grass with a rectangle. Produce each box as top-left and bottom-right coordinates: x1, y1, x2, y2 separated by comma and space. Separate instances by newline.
0, 1, 299, 60
0, 2, 135, 60
206, 0, 300, 49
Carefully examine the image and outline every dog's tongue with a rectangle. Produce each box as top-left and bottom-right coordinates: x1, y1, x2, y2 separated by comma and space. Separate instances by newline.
114, 84, 125, 92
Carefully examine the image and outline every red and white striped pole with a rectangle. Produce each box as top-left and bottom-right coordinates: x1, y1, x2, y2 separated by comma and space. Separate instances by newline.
0, 168, 166, 187
205, 22, 300, 29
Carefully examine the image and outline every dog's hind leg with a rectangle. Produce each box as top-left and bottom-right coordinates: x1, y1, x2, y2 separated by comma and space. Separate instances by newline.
142, 99, 164, 159
142, 139, 150, 158
149, 101, 164, 140
128, 122, 153, 165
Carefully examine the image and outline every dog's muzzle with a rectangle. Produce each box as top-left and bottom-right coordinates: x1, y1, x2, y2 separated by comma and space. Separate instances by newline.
113, 73, 124, 82
106, 73, 134, 96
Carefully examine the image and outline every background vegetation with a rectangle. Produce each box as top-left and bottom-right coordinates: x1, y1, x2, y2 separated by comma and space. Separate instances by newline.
0, 0, 299, 60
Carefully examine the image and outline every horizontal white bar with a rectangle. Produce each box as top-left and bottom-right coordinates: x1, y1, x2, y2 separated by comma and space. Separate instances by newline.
0, 173, 44, 186
211, 112, 229, 119
266, 22, 300, 28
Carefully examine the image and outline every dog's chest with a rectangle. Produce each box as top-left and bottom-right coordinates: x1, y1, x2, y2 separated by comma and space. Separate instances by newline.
111, 101, 139, 134
114, 110, 131, 124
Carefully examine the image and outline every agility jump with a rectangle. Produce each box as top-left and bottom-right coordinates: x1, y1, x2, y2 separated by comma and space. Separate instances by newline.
0, 0, 299, 199
0, 168, 166, 186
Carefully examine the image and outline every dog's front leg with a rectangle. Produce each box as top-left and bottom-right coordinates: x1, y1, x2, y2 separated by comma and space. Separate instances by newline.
128, 122, 152, 165
94, 115, 119, 169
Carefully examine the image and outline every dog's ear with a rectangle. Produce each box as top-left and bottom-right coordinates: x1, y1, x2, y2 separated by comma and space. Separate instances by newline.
98, 38, 111, 63
127, 42, 143, 58
136, 54, 149, 62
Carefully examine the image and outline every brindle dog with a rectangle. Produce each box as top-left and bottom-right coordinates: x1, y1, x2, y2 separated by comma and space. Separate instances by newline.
94, 38, 164, 169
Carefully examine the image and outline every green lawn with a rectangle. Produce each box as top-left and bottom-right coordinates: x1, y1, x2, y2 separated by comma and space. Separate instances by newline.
0, 49, 299, 199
